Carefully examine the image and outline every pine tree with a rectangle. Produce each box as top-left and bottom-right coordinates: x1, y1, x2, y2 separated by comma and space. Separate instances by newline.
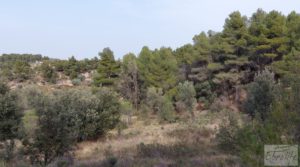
193, 31, 211, 59
222, 11, 249, 57
249, 10, 288, 65
287, 11, 300, 51
94, 48, 120, 87
138, 47, 178, 90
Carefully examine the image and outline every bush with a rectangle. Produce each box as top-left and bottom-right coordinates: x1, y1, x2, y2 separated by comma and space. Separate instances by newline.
159, 96, 175, 122
25, 88, 121, 165
145, 87, 175, 122
175, 81, 197, 115
145, 87, 163, 113
120, 100, 133, 124
71, 78, 81, 86
216, 79, 300, 166
0, 82, 23, 161
40, 62, 58, 83
243, 69, 276, 120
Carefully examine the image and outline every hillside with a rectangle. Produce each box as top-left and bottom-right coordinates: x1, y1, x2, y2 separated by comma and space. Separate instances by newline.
0, 9, 300, 167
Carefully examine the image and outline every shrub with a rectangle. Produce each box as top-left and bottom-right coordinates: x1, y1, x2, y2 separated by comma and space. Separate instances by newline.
159, 96, 175, 122
0, 82, 23, 161
243, 69, 276, 120
25, 88, 121, 165
40, 62, 58, 83
71, 78, 81, 86
175, 81, 197, 115
145, 87, 163, 113
145, 87, 175, 122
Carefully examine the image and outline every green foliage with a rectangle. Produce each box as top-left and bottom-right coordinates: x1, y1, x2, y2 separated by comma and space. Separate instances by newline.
145, 87, 163, 113
81, 88, 121, 139
207, 63, 224, 72
94, 48, 120, 87
222, 11, 249, 57
287, 11, 300, 51
175, 81, 197, 113
40, 61, 58, 83
174, 44, 197, 66
217, 77, 300, 166
13, 61, 32, 82
22, 110, 38, 140
119, 53, 139, 110
0, 54, 45, 63
194, 81, 216, 104
272, 49, 300, 81
138, 47, 178, 90
145, 87, 175, 122
71, 78, 81, 86
159, 96, 175, 122
249, 9, 289, 65
0, 82, 23, 161
243, 69, 276, 120
26, 90, 79, 165
65, 56, 80, 79
193, 32, 211, 58
25, 88, 120, 165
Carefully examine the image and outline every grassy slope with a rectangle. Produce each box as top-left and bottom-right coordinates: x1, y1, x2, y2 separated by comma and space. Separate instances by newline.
74, 110, 241, 167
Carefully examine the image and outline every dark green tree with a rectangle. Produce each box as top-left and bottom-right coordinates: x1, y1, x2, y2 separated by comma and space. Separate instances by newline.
286, 11, 300, 51
27, 91, 79, 165
40, 61, 58, 83
94, 48, 120, 87
0, 82, 22, 161
222, 11, 249, 57
13, 61, 32, 82
243, 69, 276, 120
138, 47, 178, 90
249, 10, 288, 65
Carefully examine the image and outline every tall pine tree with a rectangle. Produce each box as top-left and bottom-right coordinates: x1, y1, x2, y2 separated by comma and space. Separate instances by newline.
93, 48, 120, 87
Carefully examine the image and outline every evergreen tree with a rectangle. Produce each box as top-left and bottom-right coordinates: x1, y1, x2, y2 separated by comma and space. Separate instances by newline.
138, 47, 177, 90
193, 31, 211, 60
94, 48, 120, 87
0, 82, 22, 161
174, 44, 196, 66
40, 61, 58, 83
249, 10, 288, 65
286, 11, 300, 51
222, 11, 249, 57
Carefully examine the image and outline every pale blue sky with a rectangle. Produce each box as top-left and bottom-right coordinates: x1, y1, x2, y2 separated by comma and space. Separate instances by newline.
0, 0, 299, 59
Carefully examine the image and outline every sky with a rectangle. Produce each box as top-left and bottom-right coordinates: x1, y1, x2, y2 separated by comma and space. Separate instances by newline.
0, 0, 299, 60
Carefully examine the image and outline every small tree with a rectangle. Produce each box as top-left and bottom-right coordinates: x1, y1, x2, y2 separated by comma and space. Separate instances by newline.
145, 87, 175, 122
145, 87, 163, 113
94, 48, 120, 87
0, 82, 23, 161
243, 69, 276, 120
119, 53, 139, 111
27, 91, 79, 165
175, 81, 197, 116
40, 61, 58, 83
26, 88, 121, 165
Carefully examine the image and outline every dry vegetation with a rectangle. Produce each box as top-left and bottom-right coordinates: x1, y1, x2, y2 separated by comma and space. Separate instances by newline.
74, 110, 241, 167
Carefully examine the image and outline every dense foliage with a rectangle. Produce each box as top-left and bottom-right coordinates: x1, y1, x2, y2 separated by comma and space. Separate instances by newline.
0, 9, 300, 166
0, 82, 22, 161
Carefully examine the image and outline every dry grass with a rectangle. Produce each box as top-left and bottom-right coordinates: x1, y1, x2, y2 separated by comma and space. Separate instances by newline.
74, 110, 240, 166
75, 117, 180, 160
